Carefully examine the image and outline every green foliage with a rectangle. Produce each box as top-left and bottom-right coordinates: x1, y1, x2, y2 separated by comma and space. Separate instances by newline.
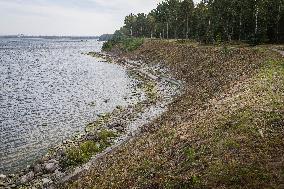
184, 147, 196, 163
64, 141, 100, 166
98, 129, 118, 145
140, 81, 157, 102
102, 36, 144, 52
208, 161, 272, 187
220, 46, 231, 56
215, 33, 222, 45
62, 130, 117, 167
102, 30, 127, 51
102, 41, 114, 51
163, 175, 201, 189
121, 38, 144, 52
98, 34, 113, 41
223, 139, 240, 149
111, 0, 284, 43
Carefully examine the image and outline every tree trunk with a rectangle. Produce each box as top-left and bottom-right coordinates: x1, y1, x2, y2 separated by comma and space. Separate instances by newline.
225, 20, 230, 41
130, 26, 133, 36
174, 16, 178, 39
166, 22, 169, 39
255, 1, 259, 36
208, 18, 212, 43
276, 4, 281, 42
239, 12, 242, 41
186, 16, 189, 39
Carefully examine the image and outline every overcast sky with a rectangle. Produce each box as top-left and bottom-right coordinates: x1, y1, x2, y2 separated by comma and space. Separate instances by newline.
0, 0, 200, 36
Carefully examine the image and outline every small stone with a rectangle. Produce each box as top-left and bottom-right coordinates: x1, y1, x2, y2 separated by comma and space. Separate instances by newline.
8, 174, 15, 178
44, 163, 58, 173
128, 132, 133, 137
42, 178, 52, 187
85, 133, 99, 141
116, 126, 124, 132
108, 123, 123, 129
96, 143, 101, 149
20, 171, 34, 184
53, 169, 64, 179
48, 159, 59, 164
0, 181, 6, 187
33, 164, 43, 174
0, 174, 6, 179
10, 184, 17, 188
259, 129, 264, 138
56, 149, 65, 157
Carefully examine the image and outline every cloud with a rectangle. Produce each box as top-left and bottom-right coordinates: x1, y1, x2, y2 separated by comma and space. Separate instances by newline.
0, 0, 201, 36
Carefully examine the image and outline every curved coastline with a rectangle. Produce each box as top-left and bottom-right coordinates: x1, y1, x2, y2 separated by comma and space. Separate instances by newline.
60, 41, 284, 189
0, 48, 181, 189
3, 40, 283, 189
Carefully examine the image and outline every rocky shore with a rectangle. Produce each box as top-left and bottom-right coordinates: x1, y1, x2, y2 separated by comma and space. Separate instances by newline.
60, 40, 284, 188
0, 49, 181, 189
2, 40, 283, 189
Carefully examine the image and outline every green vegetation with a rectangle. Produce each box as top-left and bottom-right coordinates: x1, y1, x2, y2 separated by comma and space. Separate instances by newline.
203, 59, 284, 188
85, 112, 112, 133
184, 147, 196, 163
62, 41, 284, 188
61, 129, 117, 167
207, 161, 272, 187
98, 34, 113, 41
122, 38, 144, 52
63, 141, 100, 166
102, 31, 144, 52
140, 81, 157, 103
97, 129, 118, 146
110, 0, 284, 44
102, 40, 114, 51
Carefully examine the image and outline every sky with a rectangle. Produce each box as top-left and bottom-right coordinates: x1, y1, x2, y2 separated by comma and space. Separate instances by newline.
0, 0, 200, 36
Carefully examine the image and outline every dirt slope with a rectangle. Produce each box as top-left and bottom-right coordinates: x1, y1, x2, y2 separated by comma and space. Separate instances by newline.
62, 41, 284, 189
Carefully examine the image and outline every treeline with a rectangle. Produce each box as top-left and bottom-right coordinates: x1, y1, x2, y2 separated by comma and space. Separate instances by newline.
114, 0, 284, 44
98, 34, 113, 41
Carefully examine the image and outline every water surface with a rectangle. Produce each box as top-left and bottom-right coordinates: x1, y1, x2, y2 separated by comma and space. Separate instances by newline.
0, 37, 137, 173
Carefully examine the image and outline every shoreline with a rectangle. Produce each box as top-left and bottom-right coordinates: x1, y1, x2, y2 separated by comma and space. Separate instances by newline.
2, 40, 283, 189
0, 50, 181, 189
60, 40, 284, 189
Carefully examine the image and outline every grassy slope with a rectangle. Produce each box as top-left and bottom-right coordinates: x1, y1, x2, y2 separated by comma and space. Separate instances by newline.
63, 41, 284, 189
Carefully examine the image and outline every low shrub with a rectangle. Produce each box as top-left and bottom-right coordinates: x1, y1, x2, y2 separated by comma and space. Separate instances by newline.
102, 32, 144, 52
63, 141, 100, 166
62, 130, 117, 167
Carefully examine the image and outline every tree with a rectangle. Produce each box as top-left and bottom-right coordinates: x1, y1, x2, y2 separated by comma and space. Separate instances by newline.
180, 0, 194, 39
124, 13, 137, 36
147, 12, 156, 38
116, 0, 284, 43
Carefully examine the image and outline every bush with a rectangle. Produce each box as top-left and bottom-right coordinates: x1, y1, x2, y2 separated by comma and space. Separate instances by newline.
122, 38, 144, 52
61, 130, 118, 167
102, 40, 114, 51
102, 37, 144, 52
63, 141, 100, 166
102, 30, 144, 52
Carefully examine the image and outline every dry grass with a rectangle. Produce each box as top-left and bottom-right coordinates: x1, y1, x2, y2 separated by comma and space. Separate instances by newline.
61, 40, 284, 189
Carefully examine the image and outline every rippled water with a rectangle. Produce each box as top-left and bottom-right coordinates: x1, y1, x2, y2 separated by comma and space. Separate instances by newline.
0, 38, 137, 173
